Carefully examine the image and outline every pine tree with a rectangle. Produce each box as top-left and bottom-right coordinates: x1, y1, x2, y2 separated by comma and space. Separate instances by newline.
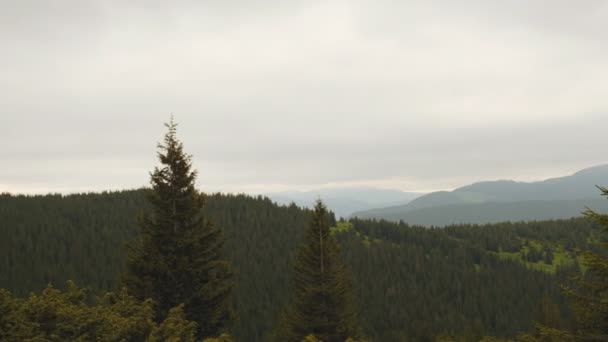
275, 200, 361, 342
123, 118, 235, 338
564, 190, 608, 341
535, 186, 608, 341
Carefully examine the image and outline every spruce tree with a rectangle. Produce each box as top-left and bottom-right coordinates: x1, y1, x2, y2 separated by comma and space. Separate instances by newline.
275, 200, 361, 342
563, 190, 608, 341
123, 118, 235, 338
535, 186, 608, 341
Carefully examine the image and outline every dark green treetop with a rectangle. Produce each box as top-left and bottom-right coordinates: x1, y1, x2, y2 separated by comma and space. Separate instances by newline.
123, 118, 235, 338
275, 200, 361, 342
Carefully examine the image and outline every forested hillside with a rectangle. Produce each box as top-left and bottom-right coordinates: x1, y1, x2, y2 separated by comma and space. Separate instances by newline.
0, 190, 310, 341
0, 190, 601, 341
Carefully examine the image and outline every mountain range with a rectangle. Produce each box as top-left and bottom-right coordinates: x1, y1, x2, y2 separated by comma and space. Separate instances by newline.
352, 164, 608, 226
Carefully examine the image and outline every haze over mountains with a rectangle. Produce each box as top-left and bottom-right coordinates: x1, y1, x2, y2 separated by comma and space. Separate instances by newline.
352, 164, 608, 226
267, 188, 423, 218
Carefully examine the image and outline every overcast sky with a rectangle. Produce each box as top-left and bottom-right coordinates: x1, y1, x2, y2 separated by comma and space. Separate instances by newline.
2, 0, 608, 195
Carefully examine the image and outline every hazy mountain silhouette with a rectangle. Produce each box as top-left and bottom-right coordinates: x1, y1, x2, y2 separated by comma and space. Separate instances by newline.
267, 187, 423, 218
353, 164, 608, 226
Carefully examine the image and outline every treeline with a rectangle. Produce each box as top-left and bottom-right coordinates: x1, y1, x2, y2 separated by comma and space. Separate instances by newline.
2, 188, 603, 340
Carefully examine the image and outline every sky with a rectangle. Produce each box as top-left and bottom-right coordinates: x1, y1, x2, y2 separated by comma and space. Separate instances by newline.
2, 0, 608, 195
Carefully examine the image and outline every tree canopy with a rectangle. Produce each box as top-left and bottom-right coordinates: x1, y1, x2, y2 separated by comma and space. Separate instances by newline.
123, 119, 235, 338
275, 200, 361, 342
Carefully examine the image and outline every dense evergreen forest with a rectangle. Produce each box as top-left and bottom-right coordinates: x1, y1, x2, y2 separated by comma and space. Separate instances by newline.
1, 189, 603, 341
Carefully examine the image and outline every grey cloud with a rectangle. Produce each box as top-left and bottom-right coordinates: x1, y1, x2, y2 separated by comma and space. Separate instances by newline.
1, 1, 607, 194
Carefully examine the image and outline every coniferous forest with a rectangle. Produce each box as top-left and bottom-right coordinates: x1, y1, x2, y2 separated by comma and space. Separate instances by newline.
2, 122, 608, 341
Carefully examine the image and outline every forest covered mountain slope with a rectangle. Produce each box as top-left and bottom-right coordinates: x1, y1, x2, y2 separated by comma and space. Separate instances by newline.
0, 189, 602, 340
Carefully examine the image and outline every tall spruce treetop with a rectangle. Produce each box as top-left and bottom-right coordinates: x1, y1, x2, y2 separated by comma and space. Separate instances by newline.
275, 200, 361, 342
123, 118, 235, 338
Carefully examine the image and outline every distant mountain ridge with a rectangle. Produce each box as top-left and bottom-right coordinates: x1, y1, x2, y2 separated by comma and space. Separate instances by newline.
353, 165, 608, 226
267, 187, 423, 218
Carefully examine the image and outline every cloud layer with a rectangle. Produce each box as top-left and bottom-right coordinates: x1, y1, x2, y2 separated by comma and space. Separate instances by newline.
2, 1, 608, 194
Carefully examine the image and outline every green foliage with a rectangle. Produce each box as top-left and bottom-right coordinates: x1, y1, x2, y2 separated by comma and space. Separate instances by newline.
302, 335, 321, 342
521, 187, 608, 341
300, 334, 368, 342
341, 218, 584, 341
14, 282, 104, 341
479, 337, 512, 342
3, 190, 604, 340
148, 304, 198, 342
495, 241, 578, 274
330, 221, 354, 235
276, 201, 361, 342
123, 119, 235, 338
0, 190, 311, 341
0, 282, 203, 341
0, 190, 145, 293
93, 287, 156, 341
202, 333, 233, 342
554, 187, 608, 340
